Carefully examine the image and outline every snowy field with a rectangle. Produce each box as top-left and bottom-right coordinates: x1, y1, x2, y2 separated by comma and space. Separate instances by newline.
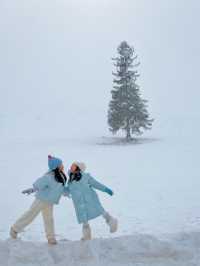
1, 232, 200, 266
1, 114, 200, 266
0, 115, 200, 243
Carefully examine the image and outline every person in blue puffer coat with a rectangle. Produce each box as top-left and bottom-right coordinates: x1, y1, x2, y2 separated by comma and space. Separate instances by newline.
66, 162, 118, 240
10, 155, 67, 245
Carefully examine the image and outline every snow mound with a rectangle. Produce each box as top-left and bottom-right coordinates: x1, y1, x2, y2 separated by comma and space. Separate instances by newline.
1, 232, 200, 266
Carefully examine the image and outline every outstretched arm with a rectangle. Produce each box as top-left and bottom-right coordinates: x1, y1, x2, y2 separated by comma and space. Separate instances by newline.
33, 175, 50, 191
88, 174, 114, 195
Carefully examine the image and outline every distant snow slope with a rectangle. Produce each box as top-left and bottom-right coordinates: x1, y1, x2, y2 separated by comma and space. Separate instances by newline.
1, 232, 200, 266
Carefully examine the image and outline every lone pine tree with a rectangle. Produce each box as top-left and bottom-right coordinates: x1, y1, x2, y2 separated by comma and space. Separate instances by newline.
108, 41, 153, 141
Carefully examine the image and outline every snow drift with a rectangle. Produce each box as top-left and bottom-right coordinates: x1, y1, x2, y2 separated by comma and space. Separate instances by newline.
1, 232, 200, 266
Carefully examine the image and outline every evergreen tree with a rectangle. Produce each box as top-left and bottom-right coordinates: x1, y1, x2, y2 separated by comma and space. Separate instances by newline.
108, 41, 153, 141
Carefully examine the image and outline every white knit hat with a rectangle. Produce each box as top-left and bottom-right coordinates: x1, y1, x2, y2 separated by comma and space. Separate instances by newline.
73, 162, 86, 172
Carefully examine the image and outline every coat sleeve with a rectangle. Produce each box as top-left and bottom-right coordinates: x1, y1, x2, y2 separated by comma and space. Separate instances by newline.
33, 175, 50, 191
87, 174, 107, 192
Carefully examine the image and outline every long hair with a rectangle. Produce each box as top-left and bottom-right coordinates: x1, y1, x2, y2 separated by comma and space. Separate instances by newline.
53, 168, 67, 186
69, 166, 82, 183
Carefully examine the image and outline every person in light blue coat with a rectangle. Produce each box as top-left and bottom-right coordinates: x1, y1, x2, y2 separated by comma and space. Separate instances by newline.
10, 155, 67, 245
66, 162, 118, 240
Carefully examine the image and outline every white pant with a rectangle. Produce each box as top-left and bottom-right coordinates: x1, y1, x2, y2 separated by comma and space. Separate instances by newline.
13, 199, 55, 240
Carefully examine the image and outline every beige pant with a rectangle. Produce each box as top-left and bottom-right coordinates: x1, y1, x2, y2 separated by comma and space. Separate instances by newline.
12, 199, 55, 240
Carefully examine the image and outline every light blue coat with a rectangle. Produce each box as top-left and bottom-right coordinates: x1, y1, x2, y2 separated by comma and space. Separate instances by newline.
33, 172, 66, 205
65, 172, 109, 224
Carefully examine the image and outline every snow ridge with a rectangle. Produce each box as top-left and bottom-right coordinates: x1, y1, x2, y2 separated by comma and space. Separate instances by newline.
1, 232, 200, 266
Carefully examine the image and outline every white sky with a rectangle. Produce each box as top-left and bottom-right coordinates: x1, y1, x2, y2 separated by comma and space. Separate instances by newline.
0, 0, 199, 137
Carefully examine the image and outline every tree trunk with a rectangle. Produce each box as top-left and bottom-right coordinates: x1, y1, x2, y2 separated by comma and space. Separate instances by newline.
126, 129, 131, 141
126, 119, 131, 141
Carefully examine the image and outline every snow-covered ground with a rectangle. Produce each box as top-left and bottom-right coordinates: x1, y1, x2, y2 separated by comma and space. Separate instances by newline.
0, 115, 200, 243
1, 232, 200, 266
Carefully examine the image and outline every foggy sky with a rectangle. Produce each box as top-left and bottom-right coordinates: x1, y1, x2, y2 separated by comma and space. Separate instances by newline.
0, 0, 199, 138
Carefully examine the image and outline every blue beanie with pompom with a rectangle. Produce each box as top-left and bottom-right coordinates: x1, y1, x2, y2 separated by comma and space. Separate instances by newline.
48, 155, 63, 170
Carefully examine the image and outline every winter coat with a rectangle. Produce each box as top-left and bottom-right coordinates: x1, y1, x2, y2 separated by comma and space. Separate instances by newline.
65, 172, 109, 224
33, 171, 66, 205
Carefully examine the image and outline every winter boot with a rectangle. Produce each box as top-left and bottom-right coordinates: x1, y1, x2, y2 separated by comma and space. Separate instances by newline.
48, 238, 57, 245
104, 213, 118, 233
10, 227, 18, 239
81, 223, 92, 241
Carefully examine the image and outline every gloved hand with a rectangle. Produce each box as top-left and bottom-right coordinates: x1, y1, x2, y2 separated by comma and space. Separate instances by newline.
22, 188, 36, 195
104, 187, 114, 196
